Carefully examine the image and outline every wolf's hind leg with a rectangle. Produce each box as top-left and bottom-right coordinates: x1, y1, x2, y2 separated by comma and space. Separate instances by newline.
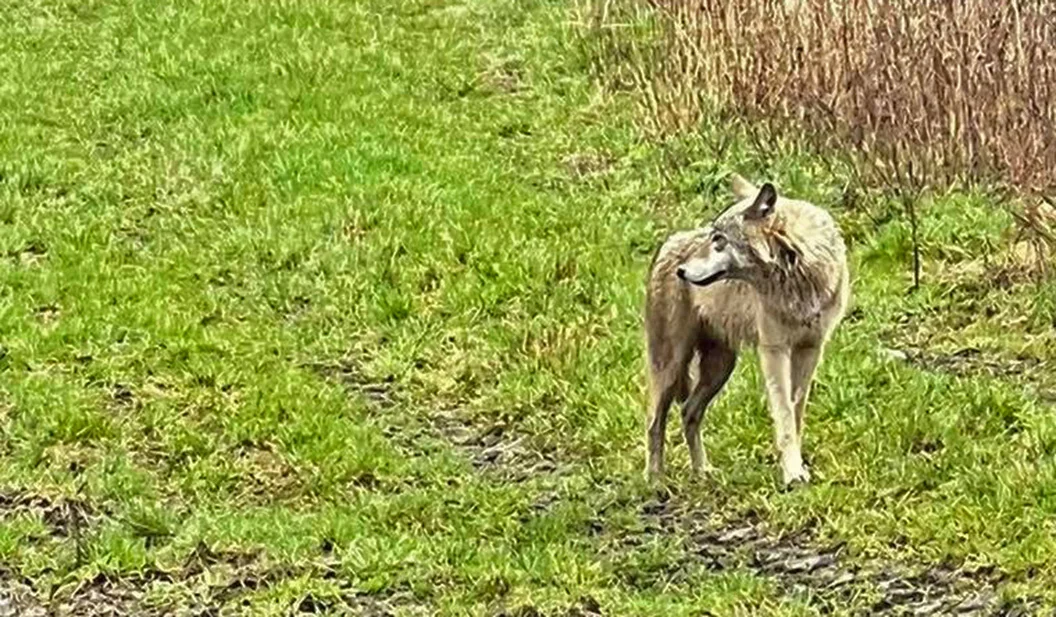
645, 366, 685, 479
682, 340, 736, 474
645, 335, 693, 479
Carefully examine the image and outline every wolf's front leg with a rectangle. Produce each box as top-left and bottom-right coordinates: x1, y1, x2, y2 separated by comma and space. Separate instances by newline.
759, 346, 809, 485
791, 344, 822, 442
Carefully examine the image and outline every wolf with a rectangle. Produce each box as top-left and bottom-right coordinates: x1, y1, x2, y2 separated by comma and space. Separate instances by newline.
644, 174, 850, 486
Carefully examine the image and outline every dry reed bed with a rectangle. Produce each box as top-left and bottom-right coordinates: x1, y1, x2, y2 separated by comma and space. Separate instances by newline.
582, 0, 1056, 251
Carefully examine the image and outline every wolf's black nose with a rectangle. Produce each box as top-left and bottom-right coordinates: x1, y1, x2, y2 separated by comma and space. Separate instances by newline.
676, 267, 686, 280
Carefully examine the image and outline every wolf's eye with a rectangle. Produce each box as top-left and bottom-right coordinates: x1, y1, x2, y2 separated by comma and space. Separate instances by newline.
711, 233, 726, 251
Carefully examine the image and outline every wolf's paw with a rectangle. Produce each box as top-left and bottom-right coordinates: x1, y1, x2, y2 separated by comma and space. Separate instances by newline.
690, 457, 719, 475
690, 463, 720, 483
644, 465, 665, 484
781, 465, 811, 488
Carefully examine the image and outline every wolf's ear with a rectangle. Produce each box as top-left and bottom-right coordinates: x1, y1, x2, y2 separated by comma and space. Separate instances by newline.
745, 183, 777, 220
730, 173, 758, 200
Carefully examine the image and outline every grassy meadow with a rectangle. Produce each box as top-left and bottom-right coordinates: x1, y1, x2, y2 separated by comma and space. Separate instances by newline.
0, 0, 1055, 614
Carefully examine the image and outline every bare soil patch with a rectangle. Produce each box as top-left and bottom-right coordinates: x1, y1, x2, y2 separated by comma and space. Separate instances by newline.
613, 495, 1039, 616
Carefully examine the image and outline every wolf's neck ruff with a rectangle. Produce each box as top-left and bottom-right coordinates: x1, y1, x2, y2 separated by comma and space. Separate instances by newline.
758, 260, 843, 328
755, 235, 845, 327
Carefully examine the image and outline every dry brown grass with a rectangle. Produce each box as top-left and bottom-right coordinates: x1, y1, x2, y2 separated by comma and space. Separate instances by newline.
580, 0, 1056, 279
585, 0, 1056, 189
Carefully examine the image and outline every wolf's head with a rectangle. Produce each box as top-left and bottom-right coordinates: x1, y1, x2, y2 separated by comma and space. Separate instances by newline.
676, 174, 805, 288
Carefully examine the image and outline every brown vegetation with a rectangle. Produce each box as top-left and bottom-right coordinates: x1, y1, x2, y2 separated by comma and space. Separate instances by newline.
581, 0, 1056, 274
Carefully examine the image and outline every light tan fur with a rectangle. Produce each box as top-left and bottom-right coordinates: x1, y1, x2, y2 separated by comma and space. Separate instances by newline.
644, 174, 850, 486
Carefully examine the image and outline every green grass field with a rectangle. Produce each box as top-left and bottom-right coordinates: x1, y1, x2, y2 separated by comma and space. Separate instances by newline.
1, 0, 1056, 614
